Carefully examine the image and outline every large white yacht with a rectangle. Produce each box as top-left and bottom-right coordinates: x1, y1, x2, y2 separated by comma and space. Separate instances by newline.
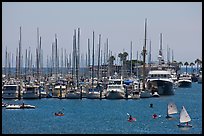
177, 73, 192, 88
2, 84, 20, 99
146, 70, 174, 95
22, 84, 40, 99
105, 76, 125, 99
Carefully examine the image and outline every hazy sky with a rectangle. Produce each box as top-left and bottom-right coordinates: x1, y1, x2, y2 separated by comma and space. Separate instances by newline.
2, 2, 202, 67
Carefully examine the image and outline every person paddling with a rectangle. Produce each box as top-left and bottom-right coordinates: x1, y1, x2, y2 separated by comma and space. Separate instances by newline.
129, 115, 132, 120
153, 113, 157, 119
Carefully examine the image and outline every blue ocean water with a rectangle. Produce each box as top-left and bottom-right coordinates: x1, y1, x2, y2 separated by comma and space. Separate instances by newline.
2, 82, 202, 134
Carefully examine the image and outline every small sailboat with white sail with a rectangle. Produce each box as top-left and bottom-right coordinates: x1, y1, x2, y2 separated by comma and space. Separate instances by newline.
166, 102, 178, 119
177, 106, 192, 127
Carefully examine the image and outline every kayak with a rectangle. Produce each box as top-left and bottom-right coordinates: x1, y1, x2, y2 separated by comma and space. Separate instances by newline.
128, 117, 136, 122
55, 112, 64, 116
152, 114, 158, 119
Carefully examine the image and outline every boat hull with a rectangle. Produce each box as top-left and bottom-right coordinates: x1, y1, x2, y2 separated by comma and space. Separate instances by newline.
66, 93, 81, 99
177, 123, 192, 127
178, 80, 192, 88
2, 93, 19, 99
106, 91, 125, 99
148, 80, 174, 95
22, 94, 39, 99
86, 92, 100, 99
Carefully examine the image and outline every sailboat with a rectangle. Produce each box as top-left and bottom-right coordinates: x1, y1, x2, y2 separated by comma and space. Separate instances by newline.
166, 102, 178, 118
177, 106, 192, 127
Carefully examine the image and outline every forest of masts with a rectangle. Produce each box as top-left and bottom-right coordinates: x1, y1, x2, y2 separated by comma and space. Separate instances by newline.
4, 22, 200, 82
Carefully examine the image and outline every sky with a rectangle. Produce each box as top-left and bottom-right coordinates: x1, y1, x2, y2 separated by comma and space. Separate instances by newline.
2, 2, 202, 67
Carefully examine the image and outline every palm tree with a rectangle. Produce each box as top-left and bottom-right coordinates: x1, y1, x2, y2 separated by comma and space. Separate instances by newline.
108, 55, 115, 76
118, 52, 128, 77
178, 61, 183, 67
178, 61, 183, 74
195, 59, 201, 74
184, 62, 189, 74
108, 56, 115, 65
190, 62, 195, 74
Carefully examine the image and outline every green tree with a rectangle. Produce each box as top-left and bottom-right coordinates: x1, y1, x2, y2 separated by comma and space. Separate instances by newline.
184, 62, 189, 74
108, 55, 115, 76
195, 59, 201, 74
190, 62, 195, 74
108, 56, 115, 65
118, 52, 128, 77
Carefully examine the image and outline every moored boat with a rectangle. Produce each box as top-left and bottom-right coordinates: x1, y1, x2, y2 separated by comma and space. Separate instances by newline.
105, 76, 125, 99
177, 73, 192, 88
146, 70, 174, 95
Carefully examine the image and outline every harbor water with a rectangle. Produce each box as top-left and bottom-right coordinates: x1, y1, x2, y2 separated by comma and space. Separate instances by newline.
2, 82, 202, 134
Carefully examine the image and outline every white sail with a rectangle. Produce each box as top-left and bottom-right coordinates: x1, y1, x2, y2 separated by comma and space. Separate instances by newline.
168, 102, 178, 115
179, 106, 191, 123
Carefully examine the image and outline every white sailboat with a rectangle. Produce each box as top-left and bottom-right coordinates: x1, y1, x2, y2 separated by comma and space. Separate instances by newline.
166, 102, 178, 118
177, 106, 192, 127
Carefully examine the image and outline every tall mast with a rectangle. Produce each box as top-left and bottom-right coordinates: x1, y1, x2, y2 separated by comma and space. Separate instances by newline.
40, 36, 42, 76
106, 38, 109, 65
87, 38, 90, 79
130, 41, 133, 77
172, 49, 174, 62
16, 48, 18, 78
149, 40, 151, 64
36, 27, 39, 80
28, 47, 30, 75
136, 50, 139, 79
92, 31, 95, 88
55, 34, 58, 76
5, 46, 7, 76
142, 18, 147, 91
25, 49, 27, 79
158, 33, 163, 65
76, 28, 80, 88
97, 34, 101, 83
18, 26, 22, 79
77, 28, 80, 81
8, 52, 11, 78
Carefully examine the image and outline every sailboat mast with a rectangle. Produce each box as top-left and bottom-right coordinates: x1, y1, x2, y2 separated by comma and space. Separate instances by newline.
18, 26, 22, 79
97, 34, 101, 83
130, 41, 133, 77
76, 28, 80, 88
142, 18, 147, 91
149, 40, 151, 64
87, 38, 90, 79
136, 50, 139, 79
5, 46, 7, 77
92, 31, 95, 89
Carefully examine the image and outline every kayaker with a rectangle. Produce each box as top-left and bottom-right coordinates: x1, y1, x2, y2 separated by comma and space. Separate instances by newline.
129, 115, 132, 120
153, 113, 157, 119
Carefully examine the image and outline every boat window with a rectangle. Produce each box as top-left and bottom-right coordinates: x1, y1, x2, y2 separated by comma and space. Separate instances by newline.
113, 81, 122, 84
108, 86, 122, 89
4, 86, 17, 90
